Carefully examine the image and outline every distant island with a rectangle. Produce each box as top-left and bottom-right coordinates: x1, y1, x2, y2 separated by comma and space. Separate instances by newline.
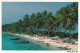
2, 2, 78, 50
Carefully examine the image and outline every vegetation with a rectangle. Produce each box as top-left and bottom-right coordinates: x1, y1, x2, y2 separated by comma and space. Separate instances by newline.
2, 2, 78, 39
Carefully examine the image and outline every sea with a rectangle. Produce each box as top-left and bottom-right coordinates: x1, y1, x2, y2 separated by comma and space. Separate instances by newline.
2, 32, 60, 50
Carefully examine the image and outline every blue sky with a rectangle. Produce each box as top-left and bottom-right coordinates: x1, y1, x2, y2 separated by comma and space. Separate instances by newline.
2, 2, 73, 25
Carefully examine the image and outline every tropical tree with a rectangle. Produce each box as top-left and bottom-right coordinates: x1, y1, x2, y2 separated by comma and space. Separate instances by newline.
11, 22, 19, 32
56, 2, 78, 38
17, 19, 23, 32
23, 14, 30, 27
30, 13, 36, 27
44, 12, 56, 37
34, 12, 42, 35
22, 14, 30, 32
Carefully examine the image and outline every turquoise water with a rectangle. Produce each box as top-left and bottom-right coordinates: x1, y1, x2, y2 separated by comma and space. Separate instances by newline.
2, 32, 60, 50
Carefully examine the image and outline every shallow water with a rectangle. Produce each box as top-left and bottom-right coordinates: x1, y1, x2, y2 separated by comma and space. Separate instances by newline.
2, 32, 60, 50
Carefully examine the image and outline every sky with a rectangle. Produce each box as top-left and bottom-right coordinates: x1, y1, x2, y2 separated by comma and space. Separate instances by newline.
2, 2, 73, 25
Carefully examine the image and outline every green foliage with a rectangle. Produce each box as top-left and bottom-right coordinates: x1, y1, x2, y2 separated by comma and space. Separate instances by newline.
56, 2, 78, 30
26, 27, 34, 35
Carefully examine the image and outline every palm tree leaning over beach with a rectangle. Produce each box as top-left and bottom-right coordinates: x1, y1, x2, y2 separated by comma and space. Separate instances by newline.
55, 2, 78, 38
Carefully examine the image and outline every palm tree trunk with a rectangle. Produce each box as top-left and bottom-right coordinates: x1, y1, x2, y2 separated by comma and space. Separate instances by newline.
48, 30, 50, 36
69, 30, 73, 39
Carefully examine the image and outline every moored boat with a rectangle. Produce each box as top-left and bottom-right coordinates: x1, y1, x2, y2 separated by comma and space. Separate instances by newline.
14, 41, 29, 43
10, 38, 20, 40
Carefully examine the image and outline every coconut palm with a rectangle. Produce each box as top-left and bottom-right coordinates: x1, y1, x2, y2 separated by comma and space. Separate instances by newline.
56, 2, 78, 38
44, 12, 56, 37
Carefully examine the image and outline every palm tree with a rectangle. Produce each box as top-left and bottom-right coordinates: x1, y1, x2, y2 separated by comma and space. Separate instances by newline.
44, 12, 56, 37
35, 12, 42, 35
22, 14, 30, 32
17, 19, 23, 32
56, 2, 78, 38
23, 14, 30, 27
30, 13, 36, 27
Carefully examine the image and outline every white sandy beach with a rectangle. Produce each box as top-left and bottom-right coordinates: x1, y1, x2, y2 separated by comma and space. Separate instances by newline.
4, 32, 78, 50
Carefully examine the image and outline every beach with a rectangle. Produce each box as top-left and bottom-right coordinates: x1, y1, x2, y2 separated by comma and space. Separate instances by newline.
4, 32, 78, 50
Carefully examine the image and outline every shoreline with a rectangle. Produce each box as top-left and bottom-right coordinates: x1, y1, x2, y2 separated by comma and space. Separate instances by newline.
3, 32, 78, 50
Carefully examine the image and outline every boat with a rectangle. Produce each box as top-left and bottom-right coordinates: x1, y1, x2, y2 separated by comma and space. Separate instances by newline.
14, 41, 29, 43
10, 38, 20, 40
6, 35, 14, 36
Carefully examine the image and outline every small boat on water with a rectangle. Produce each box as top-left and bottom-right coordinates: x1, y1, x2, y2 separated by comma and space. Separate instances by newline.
14, 41, 29, 43
6, 35, 14, 36
10, 38, 20, 40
